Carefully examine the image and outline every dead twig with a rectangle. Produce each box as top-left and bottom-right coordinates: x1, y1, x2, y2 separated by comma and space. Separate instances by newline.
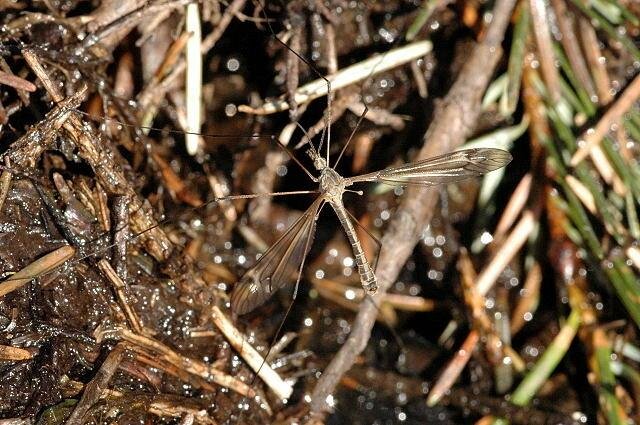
529, 0, 560, 103
239, 41, 432, 115
0, 245, 76, 297
95, 326, 255, 398
476, 209, 537, 296
5, 88, 86, 167
493, 173, 532, 241
65, 344, 126, 425
578, 17, 613, 106
21, 49, 172, 261
97, 259, 146, 335
0, 69, 36, 92
549, 0, 596, 99
571, 73, 640, 165
210, 306, 293, 400
426, 330, 479, 406
111, 195, 128, 280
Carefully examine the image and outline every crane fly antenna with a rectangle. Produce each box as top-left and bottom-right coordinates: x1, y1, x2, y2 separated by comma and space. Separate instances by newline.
334, 104, 368, 169
292, 121, 321, 169
273, 132, 318, 182
256, 0, 334, 160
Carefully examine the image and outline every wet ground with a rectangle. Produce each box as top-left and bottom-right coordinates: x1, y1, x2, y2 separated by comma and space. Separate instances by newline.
0, 1, 605, 424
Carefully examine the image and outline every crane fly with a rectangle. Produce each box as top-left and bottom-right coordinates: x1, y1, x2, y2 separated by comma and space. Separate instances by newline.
230, 146, 512, 314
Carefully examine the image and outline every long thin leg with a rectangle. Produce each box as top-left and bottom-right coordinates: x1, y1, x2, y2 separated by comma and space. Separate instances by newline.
291, 201, 325, 301
238, 200, 324, 422
257, 0, 333, 167
74, 190, 320, 264
317, 106, 328, 160
324, 80, 333, 165
293, 120, 323, 164
71, 108, 275, 143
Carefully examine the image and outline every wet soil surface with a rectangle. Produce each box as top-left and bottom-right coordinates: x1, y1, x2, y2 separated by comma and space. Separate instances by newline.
0, 1, 597, 424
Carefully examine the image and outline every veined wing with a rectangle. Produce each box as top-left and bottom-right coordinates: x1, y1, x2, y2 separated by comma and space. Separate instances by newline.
346, 148, 512, 186
230, 198, 323, 315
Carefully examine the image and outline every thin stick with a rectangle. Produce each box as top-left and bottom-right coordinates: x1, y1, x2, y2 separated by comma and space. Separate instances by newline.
185, 2, 203, 155
579, 16, 613, 106
98, 259, 146, 334
529, 0, 560, 102
65, 344, 126, 425
210, 306, 293, 400
312, 277, 435, 312
477, 210, 537, 296
426, 330, 479, 406
0, 69, 37, 92
0, 245, 76, 297
111, 195, 128, 280
549, 0, 596, 98
98, 326, 255, 398
493, 173, 532, 240
211, 306, 293, 400
571, 73, 640, 165
238, 41, 432, 115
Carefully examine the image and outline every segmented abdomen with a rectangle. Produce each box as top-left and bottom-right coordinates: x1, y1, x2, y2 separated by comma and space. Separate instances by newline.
330, 201, 378, 294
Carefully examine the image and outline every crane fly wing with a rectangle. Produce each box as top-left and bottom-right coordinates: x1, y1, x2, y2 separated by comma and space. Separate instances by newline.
347, 148, 512, 186
230, 198, 323, 315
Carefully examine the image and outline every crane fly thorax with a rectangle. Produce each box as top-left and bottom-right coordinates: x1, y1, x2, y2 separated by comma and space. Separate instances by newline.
319, 167, 346, 201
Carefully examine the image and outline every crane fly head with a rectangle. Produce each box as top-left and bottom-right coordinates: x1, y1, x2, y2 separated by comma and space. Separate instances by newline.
306, 148, 327, 171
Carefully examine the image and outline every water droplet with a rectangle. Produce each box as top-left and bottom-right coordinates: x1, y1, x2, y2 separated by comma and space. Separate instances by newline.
480, 231, 493, 244
345, 289, 356, 300
226, 57, 240, 72
224, 103, 237, 117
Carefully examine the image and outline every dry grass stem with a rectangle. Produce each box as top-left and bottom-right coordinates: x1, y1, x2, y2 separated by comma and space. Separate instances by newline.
494, 173, 532, 241
97, 326, 255, 398
477, 210, 537, 296
571, 73, 640, 165
185, 2, 203, 155
426, 330, 479, 406
0, 245, 76, 297
239, 41, 432, 114
210, 306, 294, 400
97, 259, 146, 335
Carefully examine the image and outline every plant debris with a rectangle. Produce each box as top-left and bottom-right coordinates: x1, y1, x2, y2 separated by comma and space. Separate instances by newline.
1, 0, 639, 424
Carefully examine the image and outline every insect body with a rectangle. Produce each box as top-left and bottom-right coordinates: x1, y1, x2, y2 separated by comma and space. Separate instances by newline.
230, 147, 512, 315
314, 150, 379, 295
